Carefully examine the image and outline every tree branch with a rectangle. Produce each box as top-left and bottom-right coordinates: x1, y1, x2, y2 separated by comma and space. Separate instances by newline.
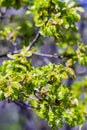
32, 52, 63, 59
0, 50, 21, 58
28, 32, 41, 50
0, 51, 63, 60
0, 32, 41, 58
13, 100, 38, 109
76, 3, 87, 7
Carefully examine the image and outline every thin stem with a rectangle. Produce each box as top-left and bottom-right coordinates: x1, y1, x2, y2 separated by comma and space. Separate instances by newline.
9, 31, 41, 52
13, 100, 38, 109
79, 125, 82, 130
28, 33, 41, 50
32, 52, 63, 59
76, 3, 87, 7
0, 51, 63, 60
0, 32, 41, 58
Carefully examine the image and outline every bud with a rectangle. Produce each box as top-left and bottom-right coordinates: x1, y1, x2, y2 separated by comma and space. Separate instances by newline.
71, 98, 78, 106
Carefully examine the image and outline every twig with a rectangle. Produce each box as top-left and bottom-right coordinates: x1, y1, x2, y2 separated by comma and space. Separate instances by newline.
32, 52, 63, 59
13, 100, 38, 109
0, 49, 21, 58
0, 54, 7, 58
34, 90, 42, 101
28, 33, 41, 50
76, 3, 87, 7
76, 71, 87, 76
0, 51, 63, 60
79, 125, 82, 130
0, 33, 41, 58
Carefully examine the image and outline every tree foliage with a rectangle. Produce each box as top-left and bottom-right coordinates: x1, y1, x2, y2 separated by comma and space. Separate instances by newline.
0, 0, 87, 129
